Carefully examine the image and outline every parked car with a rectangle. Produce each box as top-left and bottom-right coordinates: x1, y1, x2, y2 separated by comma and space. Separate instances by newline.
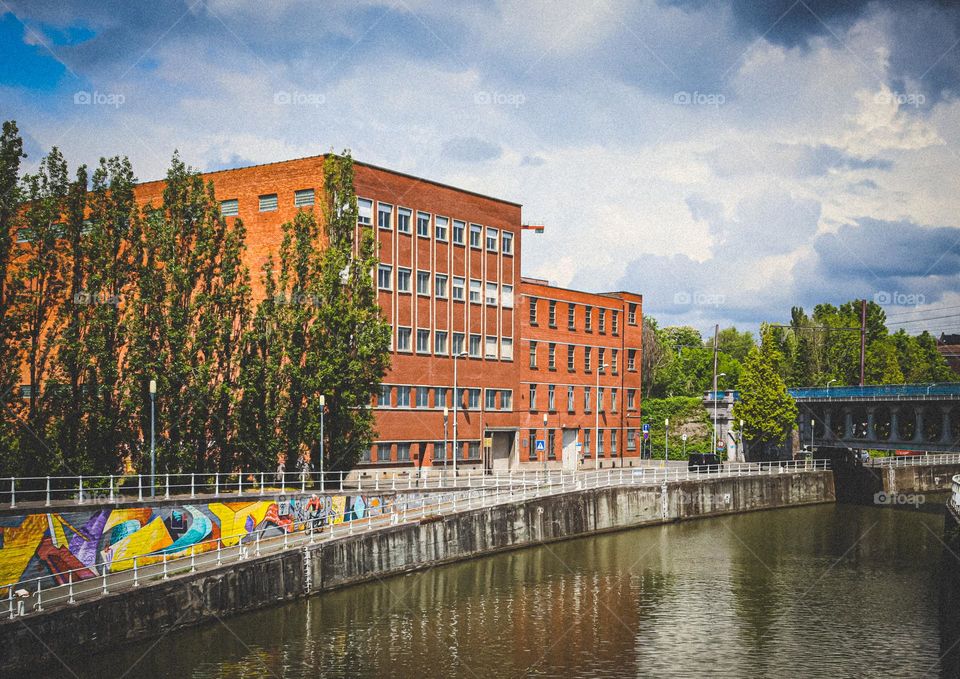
688, 453, 723, 472
855, 450, 871, 464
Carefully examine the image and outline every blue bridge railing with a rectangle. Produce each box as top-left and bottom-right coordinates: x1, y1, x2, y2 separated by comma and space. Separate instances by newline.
705, 383, 960, 402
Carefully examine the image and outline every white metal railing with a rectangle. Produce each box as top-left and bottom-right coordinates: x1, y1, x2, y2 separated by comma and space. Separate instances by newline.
0, 468, 568, 509
866, 453, 960, 467
952, 475, 960, 511
0, 458, 831, 619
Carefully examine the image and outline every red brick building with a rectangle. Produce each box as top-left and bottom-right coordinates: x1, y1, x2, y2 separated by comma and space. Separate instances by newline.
132, 156, 643, 471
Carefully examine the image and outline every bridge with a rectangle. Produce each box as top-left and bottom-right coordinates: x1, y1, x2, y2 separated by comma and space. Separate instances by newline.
704, 383, 960, 456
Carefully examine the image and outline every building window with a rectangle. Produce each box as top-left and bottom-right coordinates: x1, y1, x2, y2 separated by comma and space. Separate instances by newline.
598, 348, 606, 371
547, 429, 556, 459
597, 430, 605, 457
434, 441, 446, 461
470, 223, 482, 248
378, 385, 391, 407
612, 349, 619, 374
501, 337, 513, 361
611, 388, 618, 412
485, 282, 498, 306
529, 297, 538, 325
377, 264, 392, 290
417, 211, 430, 237
468, 388, 481, 410
417, 270, 430, 296
397, 207, 411, 233
452, 277, 465, 301
397, 327, 412, 352
469, 279, 481, 304
529, 429, 538, 460
363, 446, 373, 463
567, 386, 575, 412
567, 345, 575, 372
502, 284, 514, 308
628, 349, 637, 371
258, 193, 278, 212
397, 386, 411, 407
529, 341, 538, 369
468, 442, 480, 459
548, 300, 557, 327
502, 231, 513, 255
584, 347, 592, 372
435, 215, 448, 241
453, 220, 465, 245
358, 198, 373, 225
500, 390, 513, 409
584, 386, 592, 413
435, 274, 448, 298
453, 333, 465, 355
585, 306, 593, 331
294, 188, 315, 207
417, 329, 430, 354
584, 429, 591, 456
627, 389, 637, 410
599, 309, 606, 334
220, 199, 239, 216
627, 430, 637, 451
548, 343, 556, 370
377, 203, 393, 230
416, 387, 429, 408
485, 389, 497, 410
628, 303, 637, 325
469, 334, 481, 357
397, 268, 411, 293
529, 384, 537, 410
568, 304, 576, 330
548, 385, 555, 411
598, 387, 605, 412
611, 431, 618, 456
456, 388, 466, 409
397, 443, 411, 461
435, 331, 448, 355
485, 336, 497, 359
486, 227, 498, 252
435, 387, 448, 409
376, 444, 390, 463
612, 311, 620, 335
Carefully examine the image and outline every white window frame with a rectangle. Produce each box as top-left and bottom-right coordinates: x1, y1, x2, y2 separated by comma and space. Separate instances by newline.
501, 337, 513, 361
397, 207, 412, 234
378, 202, 393, 230
397, 327, 412, 352
453, 220, 466, 245
469, 223, 482, 248
416, 329, 430, 354
485, 335, 497, 359
416, 270, 430, 296
469, 279, 481, 304
435, 215, 449, 241
502, 231, 513, 255
485, 282, 498, 306
452, 277, 465, 301
435, 273, 448, 299
397, 267, 411, 293
357, 198, 373, 225
377, 264, 392, 290
486, 227, 498, 252
416, 211, 430, 238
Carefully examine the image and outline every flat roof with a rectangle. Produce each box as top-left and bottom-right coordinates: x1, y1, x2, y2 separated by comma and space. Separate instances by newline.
137, 153, 523, 208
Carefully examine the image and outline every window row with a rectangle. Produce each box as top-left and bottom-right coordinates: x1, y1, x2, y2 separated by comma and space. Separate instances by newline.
358, 199, 514, 254
377, 266, 514, 306
362, 440, 483, 464
528, 298, 637, 332
376, 385, 513, 411
528, 343, 639, 374
219, 188, 315, 217
528, 384, 638, 413
394, 328, 514, 360
523, 429, 623, 458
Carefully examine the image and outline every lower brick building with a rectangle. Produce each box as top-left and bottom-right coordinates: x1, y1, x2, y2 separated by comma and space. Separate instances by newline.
135, 155, 646, 471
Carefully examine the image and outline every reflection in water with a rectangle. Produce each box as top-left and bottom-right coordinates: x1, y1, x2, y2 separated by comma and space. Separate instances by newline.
73, 502, 952, 678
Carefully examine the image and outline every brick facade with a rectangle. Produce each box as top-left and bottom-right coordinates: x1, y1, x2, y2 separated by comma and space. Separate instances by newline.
131, 156, 643, 470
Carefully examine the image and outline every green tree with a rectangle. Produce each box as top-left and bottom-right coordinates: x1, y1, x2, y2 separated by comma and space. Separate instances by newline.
716, 326, 754, 362
733, 328, 798, 458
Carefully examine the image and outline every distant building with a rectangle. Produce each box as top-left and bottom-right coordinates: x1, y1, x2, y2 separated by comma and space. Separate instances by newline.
938, 334, 960, 375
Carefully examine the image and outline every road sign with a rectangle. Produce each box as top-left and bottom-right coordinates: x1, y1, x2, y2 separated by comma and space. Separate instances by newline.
535, 439, 546, 452
642, 423, 650, 433
681, 434, 688, 442
483, 437, 493, 448
717, 439, 725, 450
643, 432, 649, 440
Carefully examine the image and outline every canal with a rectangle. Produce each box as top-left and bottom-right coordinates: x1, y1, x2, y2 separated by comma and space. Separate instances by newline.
75, 500, 953, 678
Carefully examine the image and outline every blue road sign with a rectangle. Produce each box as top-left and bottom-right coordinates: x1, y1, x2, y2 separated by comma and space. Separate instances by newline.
535, 439, 546, 451
642, 423, 650, 433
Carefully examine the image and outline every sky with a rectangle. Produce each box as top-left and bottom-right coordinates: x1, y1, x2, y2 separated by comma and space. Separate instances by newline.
2, 0, 960, 337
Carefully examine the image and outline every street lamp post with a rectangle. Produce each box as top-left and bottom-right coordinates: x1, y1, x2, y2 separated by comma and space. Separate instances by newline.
149, 379, 156, 498
543, 413, 549, 476
713, 373, 726, 458
827, 378, 837, 391
738, 419, 744, 462
452, 351, 467, 478
809, 417, 815, 453
443, 406, 449, 474
664, 418, 670, 466
595, 363, 609, 470
319, 394, 325, 487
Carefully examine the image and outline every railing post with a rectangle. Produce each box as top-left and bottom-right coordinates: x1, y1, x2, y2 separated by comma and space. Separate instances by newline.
165, 473, 170, 500
217, 541, 222, 566
214, 473, 219, 497
45, 476, 50, 506
191, 473, 195, 499
133, 557, 139, 587
238, 473, 243, 496
259, 472, 264, 496
9, 477, 14, 509
101, 567, 109, 595
68, 572, 75, 604
8, 587, 13, 620
191, 548, 197, 573
109, 475, 115, 503
138, 474, 143, 501
78, 475, 84, 504
162, 553, 168, 580
359, 475, 363, 491
339, 471, 344, 492
301, 473, 305, 494
35, 579, 42, 612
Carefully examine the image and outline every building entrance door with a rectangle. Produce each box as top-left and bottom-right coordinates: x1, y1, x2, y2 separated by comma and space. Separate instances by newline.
561, 428, 579, 472
489, 431, 516, 472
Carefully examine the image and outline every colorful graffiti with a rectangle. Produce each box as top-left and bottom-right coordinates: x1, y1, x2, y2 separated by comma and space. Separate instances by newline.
0, 494, 388, 587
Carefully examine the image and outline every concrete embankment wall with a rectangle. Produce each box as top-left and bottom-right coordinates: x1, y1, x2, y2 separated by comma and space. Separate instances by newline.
833, 463, 960, 504
0, 471, 835, 673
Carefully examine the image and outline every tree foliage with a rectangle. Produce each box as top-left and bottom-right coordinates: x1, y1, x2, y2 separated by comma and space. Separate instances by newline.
732, 327, 798, 454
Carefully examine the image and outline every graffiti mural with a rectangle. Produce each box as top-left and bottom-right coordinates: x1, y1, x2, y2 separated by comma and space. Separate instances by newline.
0, 494, 388, 588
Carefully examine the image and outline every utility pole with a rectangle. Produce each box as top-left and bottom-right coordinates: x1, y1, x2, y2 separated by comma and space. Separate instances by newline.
711, 324, 719, 457
859, 299, 867, 386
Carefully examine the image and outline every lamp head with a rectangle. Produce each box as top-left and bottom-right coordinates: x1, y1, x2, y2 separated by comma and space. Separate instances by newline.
149, 379, 156, 395
319, 394, 325, 407
443, 406, 449, 418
